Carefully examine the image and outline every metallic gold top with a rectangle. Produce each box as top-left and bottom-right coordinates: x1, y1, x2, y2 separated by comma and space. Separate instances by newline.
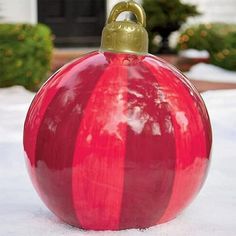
100, 1, 149, 55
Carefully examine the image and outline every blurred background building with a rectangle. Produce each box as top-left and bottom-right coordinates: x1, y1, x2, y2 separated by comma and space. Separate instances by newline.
0, 0, 141, 46
0, 0, 236, 47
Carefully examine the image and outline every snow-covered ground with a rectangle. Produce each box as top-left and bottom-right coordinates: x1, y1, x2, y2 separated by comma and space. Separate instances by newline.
179, 49, 210, 59
179, 49, 236, 83
186, 63, 236, 83
0, 86, 236, 236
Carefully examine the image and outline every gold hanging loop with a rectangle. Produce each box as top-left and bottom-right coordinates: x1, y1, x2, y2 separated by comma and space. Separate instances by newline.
100, 1, 149, 55
107, 1, 146, 27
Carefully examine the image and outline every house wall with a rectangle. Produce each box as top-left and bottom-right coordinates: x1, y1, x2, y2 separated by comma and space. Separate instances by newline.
0, 0, 37, 24
183, 0, 236, 23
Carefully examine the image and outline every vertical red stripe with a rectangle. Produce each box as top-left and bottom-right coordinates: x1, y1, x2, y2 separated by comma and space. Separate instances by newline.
34, 53, 108, 226
72, 55, 128, 230
24, 52, 98, 191
119, 61, 176, 229
143, 57, 211, 223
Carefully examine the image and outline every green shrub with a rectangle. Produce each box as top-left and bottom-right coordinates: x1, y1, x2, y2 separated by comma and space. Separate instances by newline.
143, 0, 199, 53
0, 23, 53, 91
177, 23, 236, 70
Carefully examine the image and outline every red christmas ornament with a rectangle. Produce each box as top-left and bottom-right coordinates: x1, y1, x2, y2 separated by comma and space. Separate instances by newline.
24, 1, 212, 231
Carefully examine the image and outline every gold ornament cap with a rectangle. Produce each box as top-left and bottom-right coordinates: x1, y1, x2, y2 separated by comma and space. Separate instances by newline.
100, 1, 149, 55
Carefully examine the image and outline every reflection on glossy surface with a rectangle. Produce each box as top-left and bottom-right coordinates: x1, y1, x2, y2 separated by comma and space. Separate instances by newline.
23, 51, 212, 230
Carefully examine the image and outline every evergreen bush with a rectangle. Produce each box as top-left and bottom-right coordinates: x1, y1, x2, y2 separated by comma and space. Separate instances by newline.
177, 23, 236, 70
0, 23, 53, 91
142, 0, 199, 54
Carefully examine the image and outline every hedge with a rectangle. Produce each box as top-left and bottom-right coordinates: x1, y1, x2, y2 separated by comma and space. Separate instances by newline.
0, 23, 53, 91
177, 23, 236, 71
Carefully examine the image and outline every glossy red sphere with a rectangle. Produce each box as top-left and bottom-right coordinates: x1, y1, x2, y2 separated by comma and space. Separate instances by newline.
24, 51, 212, 230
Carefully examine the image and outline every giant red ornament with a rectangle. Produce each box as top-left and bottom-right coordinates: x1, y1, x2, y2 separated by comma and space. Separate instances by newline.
24, 1, 212, 231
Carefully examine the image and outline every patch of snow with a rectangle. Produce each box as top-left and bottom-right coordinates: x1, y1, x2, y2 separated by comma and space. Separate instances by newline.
0, 86, 236, 235
179, 49, 210, 59
186, 63, 236, 83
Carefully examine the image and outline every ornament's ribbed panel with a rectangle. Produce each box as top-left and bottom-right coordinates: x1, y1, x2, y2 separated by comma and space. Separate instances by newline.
34, 52, 107, 227
23, 52, 97, 195
119, 61, 176, 229
143, 57, 211, 223
72, 58, 128, 230
24, 68, 67, 189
